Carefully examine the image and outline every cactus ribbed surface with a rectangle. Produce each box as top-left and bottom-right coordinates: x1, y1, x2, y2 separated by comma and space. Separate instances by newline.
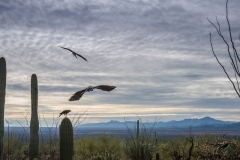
0, 57, 6, 159
59, 117, 73, 160
29, 74, 39, 160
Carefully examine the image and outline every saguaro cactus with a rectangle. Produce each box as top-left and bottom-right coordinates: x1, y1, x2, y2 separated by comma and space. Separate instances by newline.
156, 152, 160, 160
136, 120, 139, 139
0, 57, 6, 159
29, 74, 39, 160
59, 117, 73, 160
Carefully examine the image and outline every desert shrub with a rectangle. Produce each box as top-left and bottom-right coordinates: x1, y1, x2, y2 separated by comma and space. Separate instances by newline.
37, 141, 59, 160
158, 134, 240, 160
124, 119, 158, 160
3, 131, 30, 160
194, 134, 240, 160
85, 151, 121, 160
74, 133, 124, 160
158, 136, 193, 160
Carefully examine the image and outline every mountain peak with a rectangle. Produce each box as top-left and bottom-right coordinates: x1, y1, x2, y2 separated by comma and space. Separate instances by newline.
201, 116, 214, 120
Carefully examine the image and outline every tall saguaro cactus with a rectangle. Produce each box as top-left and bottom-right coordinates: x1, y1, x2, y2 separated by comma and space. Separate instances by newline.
156, 152, 160, 160
29, 74, 39, 160
136, 120, 139, 139
0, 57, 6, 159
59, 117, 73, 160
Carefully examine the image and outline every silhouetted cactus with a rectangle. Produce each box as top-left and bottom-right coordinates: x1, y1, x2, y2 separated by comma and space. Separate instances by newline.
156, 152, 160, 160
155, 131, 158, 146
59, 117, 73, 160
136, 120, 139, 139
29, 74, 39, 160
0, 57, 6, 159
140, 146, 144, 160
155, 137, 158, 146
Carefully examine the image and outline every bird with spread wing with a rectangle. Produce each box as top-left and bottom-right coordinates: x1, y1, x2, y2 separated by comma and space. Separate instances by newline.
69, 85, 116, 101
59, 110, 71, 117
59, 46, 88, 61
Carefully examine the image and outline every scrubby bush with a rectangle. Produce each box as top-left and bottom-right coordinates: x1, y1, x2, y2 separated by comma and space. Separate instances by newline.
4, 127, 240, 160
124, 119, 158, 160
74, 133, 124, 160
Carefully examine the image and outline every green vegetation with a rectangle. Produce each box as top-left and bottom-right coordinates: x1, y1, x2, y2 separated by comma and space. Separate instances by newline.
3, 130, 240, 160
74, 133, 124, 160
124, 119, 158, 160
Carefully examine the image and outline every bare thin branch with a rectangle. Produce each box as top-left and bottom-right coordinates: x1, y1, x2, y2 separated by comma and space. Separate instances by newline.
235, 72, 240, 94
72, 108, 90, 131
225, 0, 240, 64
209, 33, 240, 97
207, 18, 240, 76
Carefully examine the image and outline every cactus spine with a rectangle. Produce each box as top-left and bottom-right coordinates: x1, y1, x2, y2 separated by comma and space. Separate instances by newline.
29, 74, 39, 160
0, 57, 6, 159
59, 117, 73, 160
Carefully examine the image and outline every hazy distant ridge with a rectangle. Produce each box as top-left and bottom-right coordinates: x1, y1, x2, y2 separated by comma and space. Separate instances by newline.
6, 117, 240, 138
79, 117, 235, 129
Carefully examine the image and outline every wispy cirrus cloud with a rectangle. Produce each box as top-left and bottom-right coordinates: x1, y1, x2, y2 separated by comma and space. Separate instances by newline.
0, 0, 240, 126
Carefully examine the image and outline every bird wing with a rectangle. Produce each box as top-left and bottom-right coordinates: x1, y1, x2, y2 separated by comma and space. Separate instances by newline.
69, 86, 116, 101
69, 89, 87, 101
76, 53, 88, 61
95, 85, 116, 91
59, 46, 88, 61
59, 46, 73, 52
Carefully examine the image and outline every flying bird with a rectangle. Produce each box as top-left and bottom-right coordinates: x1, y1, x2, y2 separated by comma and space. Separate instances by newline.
59, 110, 71, 117
59, 46, 88, 61
69, 85, 116, 101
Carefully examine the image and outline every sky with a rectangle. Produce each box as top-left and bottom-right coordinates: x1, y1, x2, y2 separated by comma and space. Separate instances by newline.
1, 0, 240, 126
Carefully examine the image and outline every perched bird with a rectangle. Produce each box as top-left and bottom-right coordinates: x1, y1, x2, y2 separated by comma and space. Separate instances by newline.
59, 110, 71, 117
59, 46, 88, 61
69, 85, 116, 101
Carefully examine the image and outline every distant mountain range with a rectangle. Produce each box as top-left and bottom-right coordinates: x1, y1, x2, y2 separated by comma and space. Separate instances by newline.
79, 116, 235, 129
5, 117, 240, 138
